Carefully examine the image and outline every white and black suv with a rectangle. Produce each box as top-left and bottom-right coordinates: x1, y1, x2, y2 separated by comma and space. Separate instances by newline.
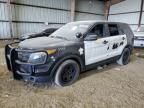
5, 21, 134, 86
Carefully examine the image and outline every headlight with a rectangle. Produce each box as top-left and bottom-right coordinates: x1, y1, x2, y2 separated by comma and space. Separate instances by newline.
28, 52, 47, 64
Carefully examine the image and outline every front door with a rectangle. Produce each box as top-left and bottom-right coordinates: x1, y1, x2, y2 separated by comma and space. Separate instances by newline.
84, 24, 110, 65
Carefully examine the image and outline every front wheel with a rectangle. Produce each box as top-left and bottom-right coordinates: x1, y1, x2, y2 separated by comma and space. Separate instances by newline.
54, 60, 80, 87
117, 48, 131, 65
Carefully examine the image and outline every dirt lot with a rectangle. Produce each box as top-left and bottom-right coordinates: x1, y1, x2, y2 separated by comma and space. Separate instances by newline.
0, 42, 144, 108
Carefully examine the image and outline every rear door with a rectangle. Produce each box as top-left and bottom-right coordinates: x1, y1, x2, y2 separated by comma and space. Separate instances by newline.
106, 24, 127, 58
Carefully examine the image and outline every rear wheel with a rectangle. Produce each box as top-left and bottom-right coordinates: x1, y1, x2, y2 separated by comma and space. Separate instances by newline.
117, 48, 130, 65
54, 60, 80, 86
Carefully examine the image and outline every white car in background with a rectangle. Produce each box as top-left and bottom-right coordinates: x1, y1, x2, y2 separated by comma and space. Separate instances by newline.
134, 27, 144, 47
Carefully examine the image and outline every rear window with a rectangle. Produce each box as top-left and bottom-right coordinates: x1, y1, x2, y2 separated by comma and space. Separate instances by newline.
108, 24, 119, 36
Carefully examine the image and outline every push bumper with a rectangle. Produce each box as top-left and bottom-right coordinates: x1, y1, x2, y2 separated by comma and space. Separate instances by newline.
5, 44, 53, 83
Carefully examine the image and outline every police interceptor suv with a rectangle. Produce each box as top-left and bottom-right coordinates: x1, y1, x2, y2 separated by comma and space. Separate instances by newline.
5, 21, 134, 86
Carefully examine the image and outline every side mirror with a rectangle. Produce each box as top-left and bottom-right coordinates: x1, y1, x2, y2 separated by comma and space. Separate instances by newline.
76, 32, 83, 38
85, 34, 98, 41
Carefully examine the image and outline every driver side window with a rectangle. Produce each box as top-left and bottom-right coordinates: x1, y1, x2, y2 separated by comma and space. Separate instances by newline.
89, 24, 104, 37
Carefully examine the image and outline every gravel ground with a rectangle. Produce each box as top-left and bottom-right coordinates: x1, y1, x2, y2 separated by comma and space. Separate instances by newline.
0, 47, 144, 108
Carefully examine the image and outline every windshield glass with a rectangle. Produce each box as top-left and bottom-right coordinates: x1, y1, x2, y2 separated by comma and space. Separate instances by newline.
50, 21, 94, 40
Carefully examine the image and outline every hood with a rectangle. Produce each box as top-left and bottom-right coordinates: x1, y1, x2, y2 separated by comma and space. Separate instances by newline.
19, 37, 75, 49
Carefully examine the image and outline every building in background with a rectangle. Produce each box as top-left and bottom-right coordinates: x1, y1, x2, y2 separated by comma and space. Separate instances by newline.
108, 0, 144, 31
0, 0, 144, 39
0, 0, 105, 39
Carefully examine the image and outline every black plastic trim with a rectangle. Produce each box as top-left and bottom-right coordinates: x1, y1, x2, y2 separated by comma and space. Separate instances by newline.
85, 55, 120, 71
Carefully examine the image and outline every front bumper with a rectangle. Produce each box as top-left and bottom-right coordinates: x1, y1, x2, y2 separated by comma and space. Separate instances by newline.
5, 44, 53, 83
134, 39, 144, 47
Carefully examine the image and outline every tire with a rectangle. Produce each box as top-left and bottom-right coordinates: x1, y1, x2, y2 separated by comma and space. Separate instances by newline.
54, 60, 80, 87
117, 48, 131, 65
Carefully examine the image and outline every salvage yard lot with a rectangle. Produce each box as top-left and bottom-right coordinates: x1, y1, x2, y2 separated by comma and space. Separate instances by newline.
0, 42, 144, 108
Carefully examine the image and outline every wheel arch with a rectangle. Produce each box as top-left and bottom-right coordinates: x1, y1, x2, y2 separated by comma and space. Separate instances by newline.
50, 54, 84, 80
118, 44, 133, 60
125, 44, 133, 54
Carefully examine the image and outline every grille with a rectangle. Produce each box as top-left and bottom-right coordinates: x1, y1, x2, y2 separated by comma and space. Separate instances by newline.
135, 36, 144, 40
19, 64, 32, 74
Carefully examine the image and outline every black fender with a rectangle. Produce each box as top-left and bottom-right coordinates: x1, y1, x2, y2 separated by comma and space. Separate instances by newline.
116, 44, 133, 61
49, 54, 85, 81
125, 44, 133, 54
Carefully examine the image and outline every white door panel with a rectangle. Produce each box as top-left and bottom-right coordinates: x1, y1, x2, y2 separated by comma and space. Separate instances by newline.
84, 37, 110, 65
84, 35, 127, 65
108, 35, 127, 58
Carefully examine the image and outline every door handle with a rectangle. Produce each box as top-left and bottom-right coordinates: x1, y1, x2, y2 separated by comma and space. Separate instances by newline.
103, 40, 108, 44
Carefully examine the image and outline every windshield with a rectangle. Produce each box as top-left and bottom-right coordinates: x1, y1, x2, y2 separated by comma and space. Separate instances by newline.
50, 22, 94, 40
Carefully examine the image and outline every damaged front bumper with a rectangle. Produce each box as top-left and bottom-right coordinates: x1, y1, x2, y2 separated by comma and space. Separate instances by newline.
5, 43, 53, 83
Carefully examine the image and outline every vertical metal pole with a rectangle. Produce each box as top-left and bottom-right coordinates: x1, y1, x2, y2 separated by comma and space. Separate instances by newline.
7, 0, 13, 40
104, 0, 111, 20
70, 0, 75, 22
138, 0, 144, 28
107, 1, 111, 21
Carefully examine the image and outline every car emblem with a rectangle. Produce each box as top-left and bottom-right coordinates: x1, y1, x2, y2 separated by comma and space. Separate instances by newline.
79, 47, 84, 55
